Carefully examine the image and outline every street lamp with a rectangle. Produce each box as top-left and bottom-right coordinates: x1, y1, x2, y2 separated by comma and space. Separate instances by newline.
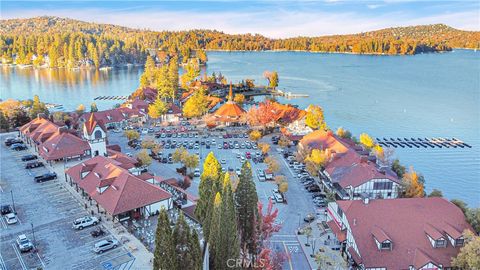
310, 238, 317, 258
31, 223, 37, 252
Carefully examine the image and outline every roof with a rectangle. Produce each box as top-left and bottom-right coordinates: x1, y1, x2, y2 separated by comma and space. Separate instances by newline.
337, 198, 473, 269
38, 130, 90, 161
213, 101, 246, 119
299, 130, 349, 154
20, 117, 60, 143
270, 102, 307, 123
327, 220, 347, 242
80, 108, 144, 126
167, 103, 182, 115
181, 204, 198, 222
66, 156, 171, 216
84, 113, 107, 135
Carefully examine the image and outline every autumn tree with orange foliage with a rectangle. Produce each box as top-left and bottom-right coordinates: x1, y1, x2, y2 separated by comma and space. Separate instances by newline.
401, 167, 425, 198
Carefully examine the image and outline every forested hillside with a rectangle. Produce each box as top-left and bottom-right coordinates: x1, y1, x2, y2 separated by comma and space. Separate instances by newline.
1, 16, 478, 68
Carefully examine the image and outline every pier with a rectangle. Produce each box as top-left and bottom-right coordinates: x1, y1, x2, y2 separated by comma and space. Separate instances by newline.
93, 96, 129, 101
376, 137, 471, 149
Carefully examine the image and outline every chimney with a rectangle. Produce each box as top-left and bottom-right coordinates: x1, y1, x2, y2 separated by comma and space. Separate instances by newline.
379, 169, 386, 175
360, 156, 368, 163
58, 126, 68, 133
353, 218, 357, 226
363, 197, 370, 205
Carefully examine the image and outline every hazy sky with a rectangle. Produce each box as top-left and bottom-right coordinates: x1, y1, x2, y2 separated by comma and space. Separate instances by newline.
1, 1, 479, 38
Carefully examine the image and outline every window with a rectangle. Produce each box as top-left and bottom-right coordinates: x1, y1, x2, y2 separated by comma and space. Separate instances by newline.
380, 242, 391, 250
94, 130, 103, 139
435, 239, 446, 248
455, 239, 464, 247
373, 182, 393, 190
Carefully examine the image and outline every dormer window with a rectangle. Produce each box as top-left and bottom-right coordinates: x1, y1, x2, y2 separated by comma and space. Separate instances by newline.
455, 238, 464, 247
380, 241, 392, 250
435, 239, 447, 248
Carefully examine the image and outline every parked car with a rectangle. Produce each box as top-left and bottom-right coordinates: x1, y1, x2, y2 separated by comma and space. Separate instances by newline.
304, 214, 315, 222
21, 154, 38, 161
73, 216, 99, 230
5, 213, 18, 225
1, 204, 14, 215
91, 227, 106, 238
25, 161, 44, 169
17, 234, 34, 252
5, 138, 22, 146
194, 168, 201, 177
11, 143, 27, 151
93, 239, 119, 254
258, 175, 266, 182
34, 172, 57, 183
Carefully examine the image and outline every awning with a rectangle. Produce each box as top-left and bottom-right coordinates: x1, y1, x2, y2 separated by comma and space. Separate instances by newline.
348, 246, 362, 264
327, 220, 347, 242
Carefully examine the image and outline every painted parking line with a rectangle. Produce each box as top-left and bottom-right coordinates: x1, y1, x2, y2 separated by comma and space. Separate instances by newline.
36, 252, 46, 269
0, 216, 7, 229
0, 249, 7, 270
11, 243, 27, 270
282, 242, 294, 270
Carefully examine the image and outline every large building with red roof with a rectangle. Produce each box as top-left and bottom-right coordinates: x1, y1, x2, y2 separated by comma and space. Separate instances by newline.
299, 130, 400, 199
207, 84, 246, 126
20, 116, 92, 162
66, 155, 172, 220
78, 107, 145, 130
326, 197, 473, 269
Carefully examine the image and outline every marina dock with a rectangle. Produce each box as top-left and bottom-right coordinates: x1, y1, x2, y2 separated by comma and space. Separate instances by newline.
93, 96, 129, 101
376, 137, 471, 149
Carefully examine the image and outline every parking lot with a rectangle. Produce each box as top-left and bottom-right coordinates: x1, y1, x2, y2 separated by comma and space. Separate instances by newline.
0, 133, 131, 270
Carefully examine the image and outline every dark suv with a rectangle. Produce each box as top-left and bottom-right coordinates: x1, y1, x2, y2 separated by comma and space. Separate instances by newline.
22, 154, 38, 161
1, 205, 14, 215
4, 138, 22, 146
34, 172, 57, 183
25, 161, 44, 169
11, 144, 27, 151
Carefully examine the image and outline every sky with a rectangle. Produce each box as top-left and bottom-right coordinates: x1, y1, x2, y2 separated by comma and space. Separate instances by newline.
1, 1, 479, 38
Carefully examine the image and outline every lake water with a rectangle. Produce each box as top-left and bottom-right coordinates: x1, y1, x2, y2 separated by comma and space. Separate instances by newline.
1, 50, 479, 206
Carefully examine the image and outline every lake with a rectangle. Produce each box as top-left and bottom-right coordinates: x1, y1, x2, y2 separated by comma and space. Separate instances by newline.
1, 50, 479, 206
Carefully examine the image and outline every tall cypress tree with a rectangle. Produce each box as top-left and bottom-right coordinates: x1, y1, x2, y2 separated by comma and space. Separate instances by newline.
195, 152, 222, 242
153, 208, 176, 270
219, 173, 240, 268
235, 161, 259, 257
189, 229, 203, 270
173, 212, 194, 269
208, 192, 222, 269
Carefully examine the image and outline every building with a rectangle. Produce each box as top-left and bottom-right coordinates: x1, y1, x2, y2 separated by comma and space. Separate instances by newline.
20, 116, 91, 162
83, 113, 107, 157
207, 84, 246, 126
65, 155, 172, 221
299, 130, 400, 199
326, 197, 473, 270
79, 107, 145, 130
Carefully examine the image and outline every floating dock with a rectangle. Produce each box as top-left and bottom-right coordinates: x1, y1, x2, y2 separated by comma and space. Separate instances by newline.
376, 137, 471, 149
94, 96, 129, 101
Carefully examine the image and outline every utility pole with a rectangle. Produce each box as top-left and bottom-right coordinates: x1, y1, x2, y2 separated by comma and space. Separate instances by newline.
10, 190, 15, 213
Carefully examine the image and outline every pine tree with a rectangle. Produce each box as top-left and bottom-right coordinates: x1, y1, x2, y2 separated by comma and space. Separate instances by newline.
235, 161, 259, 256
30, 95, 48, 118
0, 111, 9, 131
148, 96, 167, 119
168, 56, 179, 100
153, 208, 176, 270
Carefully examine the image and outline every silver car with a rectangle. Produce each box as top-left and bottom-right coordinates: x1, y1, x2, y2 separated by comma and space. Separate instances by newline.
93, 239, 119, 254
16, 234, 33, 252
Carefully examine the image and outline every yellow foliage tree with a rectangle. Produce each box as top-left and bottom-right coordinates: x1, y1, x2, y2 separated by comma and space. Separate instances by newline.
305, 104, 327, 130
401, 166, 425, 198
148, 97, 167, 119
136, 150, 152, 167
233, 94, 245, 105
182, 91, 208, 118
249, 130, 262, 142
359, 133, 375, 149
258, 143, 270, 155
265, 156, 280, 173
124, 130, 140, 141
452, 230, 480, 269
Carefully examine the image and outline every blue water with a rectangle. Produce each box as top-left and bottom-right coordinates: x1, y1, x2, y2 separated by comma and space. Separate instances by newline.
1, 50, 479, 206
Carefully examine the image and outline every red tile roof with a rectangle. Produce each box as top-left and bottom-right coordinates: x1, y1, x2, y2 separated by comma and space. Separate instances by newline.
20, 117, 59, 143
213, 101, 246, 120
337, 198, 473, 269
299, 130, 349, 154
270, 102, 307, 123
84, 113, 107, 135
325, 150, 399, 188
66, 156, 171, 216
80, 108, 144, 126
38, 130, 90, 161
327, 220, 347, 242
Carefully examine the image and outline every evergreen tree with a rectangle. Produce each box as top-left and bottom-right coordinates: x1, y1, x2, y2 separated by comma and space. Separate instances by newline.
153, 208, 176, 270
173, 212, 197, 269
30, 95, 48, 118
90, 102, 98, 112
195, 152, 222, 242
235, 161, 259, 256
168, 56, 179, 100
208, 192, 222, 269
218, 173, 240, 268
189, 229, 203, 270
0, 111, 9, 131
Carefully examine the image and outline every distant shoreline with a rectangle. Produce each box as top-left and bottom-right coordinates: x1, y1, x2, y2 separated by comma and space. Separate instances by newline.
1, 48, 477, 70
